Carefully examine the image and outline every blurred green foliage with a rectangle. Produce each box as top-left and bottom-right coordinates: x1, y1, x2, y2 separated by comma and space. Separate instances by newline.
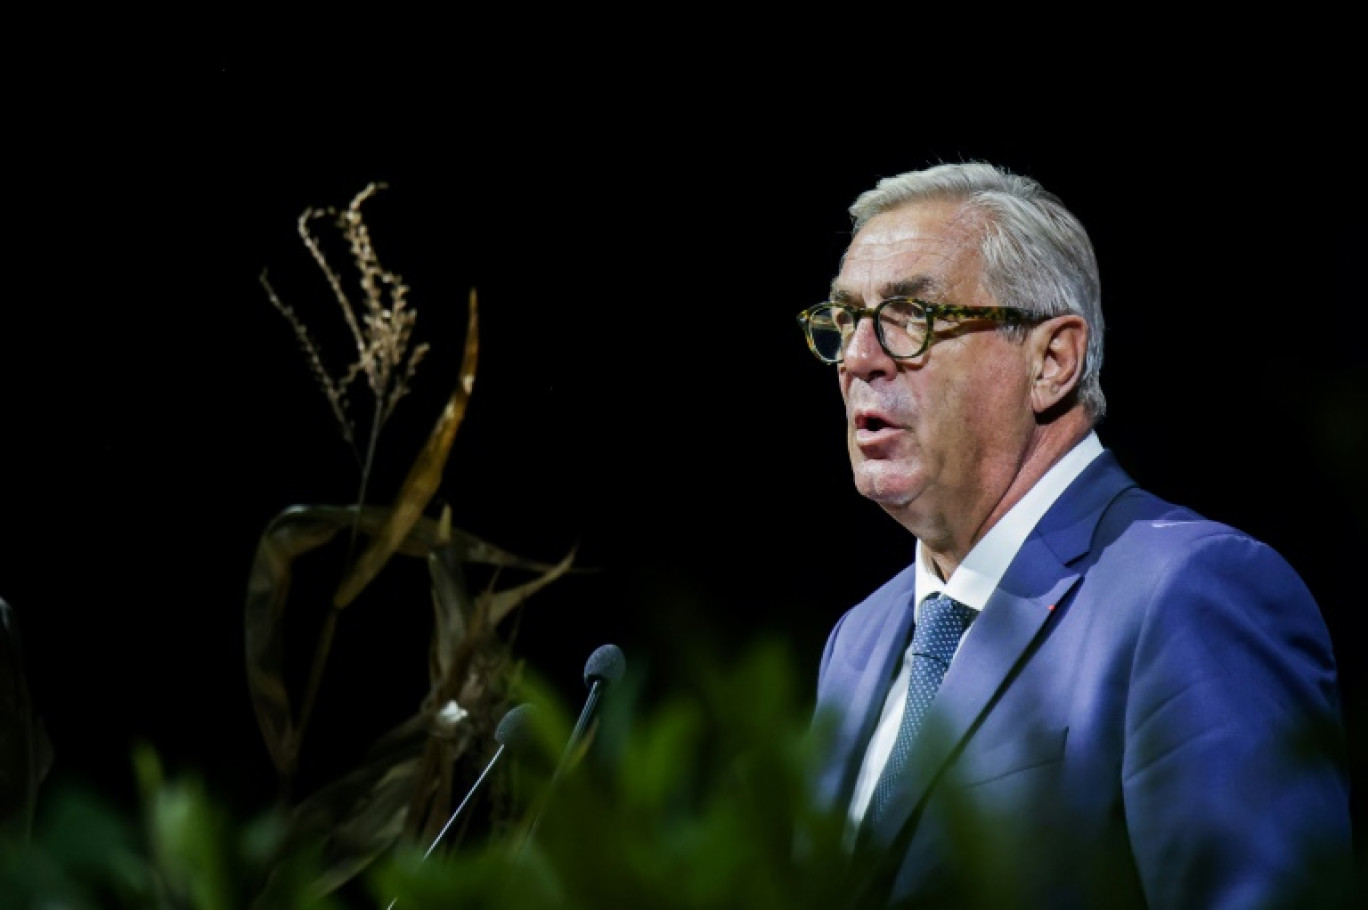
370, 637, 861, 910
0, 637, 865, 910
5, 631, 1366, 909
0, 742, 348, 910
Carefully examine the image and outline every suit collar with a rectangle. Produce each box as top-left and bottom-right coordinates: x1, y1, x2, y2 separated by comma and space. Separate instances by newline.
1031, 449, 1137, 566
935, 431, 1105, 611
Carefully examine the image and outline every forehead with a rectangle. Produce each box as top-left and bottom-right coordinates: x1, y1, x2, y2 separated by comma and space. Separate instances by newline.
834, 200, 985, 301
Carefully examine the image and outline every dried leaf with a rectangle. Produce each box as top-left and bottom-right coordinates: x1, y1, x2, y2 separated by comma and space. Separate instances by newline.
244, 504, 436, 775
245, 500, 575, 780
333, 289, 480, 609
427, 506, 471, 687
245, 505, 359, 775
281, 741, 428, 897
485, 543, 579, 628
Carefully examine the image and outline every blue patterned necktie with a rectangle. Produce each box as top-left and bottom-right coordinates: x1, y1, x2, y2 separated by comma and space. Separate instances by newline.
866, 592, 977, 828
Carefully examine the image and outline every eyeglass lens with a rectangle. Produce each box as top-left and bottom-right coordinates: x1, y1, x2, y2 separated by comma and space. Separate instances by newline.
809, 300, 927, 360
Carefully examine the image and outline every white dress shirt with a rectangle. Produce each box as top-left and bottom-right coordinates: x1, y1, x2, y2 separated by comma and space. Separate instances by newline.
845, 431, 1104, 833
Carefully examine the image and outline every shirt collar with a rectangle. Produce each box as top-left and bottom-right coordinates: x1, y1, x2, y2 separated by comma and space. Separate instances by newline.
915, 430, 1104, 614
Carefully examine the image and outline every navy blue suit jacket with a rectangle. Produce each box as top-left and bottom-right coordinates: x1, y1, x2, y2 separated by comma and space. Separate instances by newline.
813, 452, 1353, 908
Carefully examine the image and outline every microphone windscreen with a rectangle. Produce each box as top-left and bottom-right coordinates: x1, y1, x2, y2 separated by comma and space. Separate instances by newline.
495, 702, 538, 753
583, 643, 626, 686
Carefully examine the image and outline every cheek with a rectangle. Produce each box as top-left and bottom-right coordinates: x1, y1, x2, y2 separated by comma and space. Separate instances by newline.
935, 352, 1032, 436
967, 361, 1035, 437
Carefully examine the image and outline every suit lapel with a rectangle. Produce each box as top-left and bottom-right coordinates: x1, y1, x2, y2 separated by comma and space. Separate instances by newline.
822, 586, 919, 810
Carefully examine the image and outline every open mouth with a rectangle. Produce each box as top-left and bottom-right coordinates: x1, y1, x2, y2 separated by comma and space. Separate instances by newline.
855, 412, 891, 432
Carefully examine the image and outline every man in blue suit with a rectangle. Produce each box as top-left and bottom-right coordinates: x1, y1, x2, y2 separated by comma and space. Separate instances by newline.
800, 161, 1354, 908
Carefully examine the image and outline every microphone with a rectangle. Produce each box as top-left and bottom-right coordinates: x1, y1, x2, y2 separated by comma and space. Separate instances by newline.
518, 643, 626, 852
564, 643, 626, 769
422, 703, 536, 857
386, 703, 536, 908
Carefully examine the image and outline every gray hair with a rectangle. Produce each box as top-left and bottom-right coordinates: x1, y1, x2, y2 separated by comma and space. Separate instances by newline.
848, 161, 1106, 421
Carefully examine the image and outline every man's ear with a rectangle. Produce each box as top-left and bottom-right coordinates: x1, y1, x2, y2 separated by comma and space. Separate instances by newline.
1030, 315, 1088, 415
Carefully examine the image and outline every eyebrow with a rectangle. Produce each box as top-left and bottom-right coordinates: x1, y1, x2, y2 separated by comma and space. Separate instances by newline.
828, 276, 943, 305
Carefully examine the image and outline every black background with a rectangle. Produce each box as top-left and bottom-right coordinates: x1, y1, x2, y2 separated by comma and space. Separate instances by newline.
4, 53, 1364, 845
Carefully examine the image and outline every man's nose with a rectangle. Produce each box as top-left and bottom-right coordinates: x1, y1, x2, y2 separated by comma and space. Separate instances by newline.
841, 313, 891, 374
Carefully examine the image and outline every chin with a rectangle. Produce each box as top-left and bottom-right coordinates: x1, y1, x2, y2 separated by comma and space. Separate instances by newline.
852, 463, 916, 507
